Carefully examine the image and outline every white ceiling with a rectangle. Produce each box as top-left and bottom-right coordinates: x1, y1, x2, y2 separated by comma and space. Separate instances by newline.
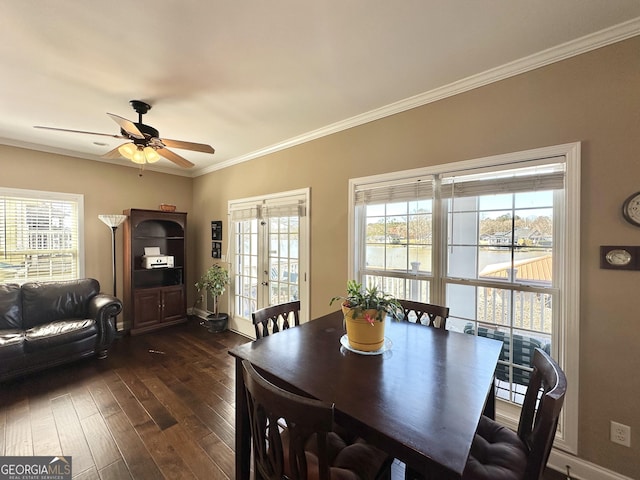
1, 1, 639, 177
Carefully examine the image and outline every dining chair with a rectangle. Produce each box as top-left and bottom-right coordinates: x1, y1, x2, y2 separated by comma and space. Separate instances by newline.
252, 300, 300, 339
398, 299, 449, 329
242, 359, 393, 480
408, 347, 567, 480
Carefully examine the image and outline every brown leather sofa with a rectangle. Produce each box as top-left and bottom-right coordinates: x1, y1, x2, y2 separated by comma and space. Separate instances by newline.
0, 278, 122, 382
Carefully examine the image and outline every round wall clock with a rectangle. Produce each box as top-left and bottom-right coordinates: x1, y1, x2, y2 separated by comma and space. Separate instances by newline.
622, 191, 640, 226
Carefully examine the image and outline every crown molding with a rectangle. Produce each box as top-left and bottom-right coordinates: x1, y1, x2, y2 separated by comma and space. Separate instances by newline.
197, 16, 640, 176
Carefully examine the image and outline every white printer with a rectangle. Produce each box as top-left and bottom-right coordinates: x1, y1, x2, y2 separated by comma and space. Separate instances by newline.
142, 247, 174, 269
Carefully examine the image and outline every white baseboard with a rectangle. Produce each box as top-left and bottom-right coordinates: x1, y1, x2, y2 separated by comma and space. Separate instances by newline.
548, 449, 634, 480
228, 327, 253, 340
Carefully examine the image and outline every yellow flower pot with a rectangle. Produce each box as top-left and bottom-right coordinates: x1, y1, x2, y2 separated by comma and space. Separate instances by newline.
342, 306, 386, 351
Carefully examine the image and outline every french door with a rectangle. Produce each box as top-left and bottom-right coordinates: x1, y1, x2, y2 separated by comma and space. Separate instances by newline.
229, 189, 309, 333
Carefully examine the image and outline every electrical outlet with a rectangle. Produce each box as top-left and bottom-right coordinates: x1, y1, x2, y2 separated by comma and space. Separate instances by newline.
611, 421, 631, 447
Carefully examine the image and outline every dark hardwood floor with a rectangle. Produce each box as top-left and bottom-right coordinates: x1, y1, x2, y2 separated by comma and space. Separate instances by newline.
0, 319, 249, 480
0, 318, 565, 480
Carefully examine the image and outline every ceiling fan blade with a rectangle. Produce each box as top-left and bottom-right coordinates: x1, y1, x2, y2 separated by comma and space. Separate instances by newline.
161, 138, 215, 154
102, 145, 125, 159
34, 125, 125, 139
157, 147, 195, 168
106, 113, 144, 139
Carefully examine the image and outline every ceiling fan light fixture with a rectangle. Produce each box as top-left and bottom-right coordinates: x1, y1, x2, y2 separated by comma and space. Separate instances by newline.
132, 146, 146, 164
37, 101, 208, 169
118, 143, 137, 160
143, 146, 160, 163
118, 143, 159, 164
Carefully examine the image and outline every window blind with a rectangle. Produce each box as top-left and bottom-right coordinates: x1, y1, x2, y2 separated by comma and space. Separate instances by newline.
262, 198, 306, 218
229, 195, 307, 221
229, 203, 261, 221
354, 177, 434, 205
0, 188, 82, 283
440, 160, 565, 198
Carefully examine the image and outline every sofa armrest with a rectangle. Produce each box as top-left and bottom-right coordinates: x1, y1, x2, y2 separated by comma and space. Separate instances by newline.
88, 294, 123, 355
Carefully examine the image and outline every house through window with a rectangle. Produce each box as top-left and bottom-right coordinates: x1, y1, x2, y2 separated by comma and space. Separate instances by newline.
0, 187, 83, 283
348, 143, 579, 453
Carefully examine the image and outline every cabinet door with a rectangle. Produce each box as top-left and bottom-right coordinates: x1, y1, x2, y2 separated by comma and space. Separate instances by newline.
134, 289, 162, 329
162, 286, 185, 322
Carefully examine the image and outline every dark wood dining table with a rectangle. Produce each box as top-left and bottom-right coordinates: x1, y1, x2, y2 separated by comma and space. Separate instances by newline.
228, 310, 503, 479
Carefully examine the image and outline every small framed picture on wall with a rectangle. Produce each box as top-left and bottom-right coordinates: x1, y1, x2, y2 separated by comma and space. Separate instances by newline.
211, 221, 223, 241
212, 241, 222, 259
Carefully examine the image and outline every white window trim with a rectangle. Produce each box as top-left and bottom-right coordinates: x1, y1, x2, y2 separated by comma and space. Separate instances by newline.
348, 143, 579, 454
0, 187, 85, 281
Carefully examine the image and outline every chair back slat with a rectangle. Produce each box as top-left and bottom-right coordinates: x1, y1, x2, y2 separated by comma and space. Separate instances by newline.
252, 301, 301, 340
398, 299, 449, 329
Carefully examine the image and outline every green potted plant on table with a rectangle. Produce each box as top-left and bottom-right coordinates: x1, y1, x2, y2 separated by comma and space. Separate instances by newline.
195, 263, 231, 333
330, 280, 402, 351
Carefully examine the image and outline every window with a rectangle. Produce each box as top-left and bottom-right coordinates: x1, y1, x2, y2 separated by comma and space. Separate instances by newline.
354, 178, 435, 302
0, 188, 84, 283
348, 144, 579, 453
229, 189, 309, 333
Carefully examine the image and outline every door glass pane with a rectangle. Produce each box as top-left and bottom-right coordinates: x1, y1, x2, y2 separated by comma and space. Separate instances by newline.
267, 216, 299, 305
234, 219, 258, 318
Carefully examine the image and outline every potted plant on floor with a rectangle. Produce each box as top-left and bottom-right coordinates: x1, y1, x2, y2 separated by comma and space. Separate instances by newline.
330, 280, 402, 351
196, 263, 231, 333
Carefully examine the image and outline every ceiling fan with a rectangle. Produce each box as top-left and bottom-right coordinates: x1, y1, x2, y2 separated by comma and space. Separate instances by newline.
34, 100, 215, 168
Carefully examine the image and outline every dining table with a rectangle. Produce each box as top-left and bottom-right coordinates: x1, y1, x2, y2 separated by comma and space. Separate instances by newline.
228, 310, 503, 479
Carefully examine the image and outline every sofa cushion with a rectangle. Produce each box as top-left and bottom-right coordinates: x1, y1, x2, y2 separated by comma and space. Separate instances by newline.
24, 319, 97, 352
0, 329, 25, 358
22, 279, 100, 329
0, 284, 22, 329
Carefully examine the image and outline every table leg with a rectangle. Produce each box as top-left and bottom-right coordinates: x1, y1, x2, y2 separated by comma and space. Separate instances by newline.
482, 376, 496, 420
235, 358, 251, 480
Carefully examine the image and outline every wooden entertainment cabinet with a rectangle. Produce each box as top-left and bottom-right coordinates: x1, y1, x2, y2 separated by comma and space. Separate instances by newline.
122, 208, 187, 335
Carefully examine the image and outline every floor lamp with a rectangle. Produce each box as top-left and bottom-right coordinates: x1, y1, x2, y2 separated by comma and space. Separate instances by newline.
98, 214, 127, 297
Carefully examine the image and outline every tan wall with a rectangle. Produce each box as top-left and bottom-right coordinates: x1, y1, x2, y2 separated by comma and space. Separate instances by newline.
0, 146, 194, 304
193, 37, 640, 477
1, 35, 638, 477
